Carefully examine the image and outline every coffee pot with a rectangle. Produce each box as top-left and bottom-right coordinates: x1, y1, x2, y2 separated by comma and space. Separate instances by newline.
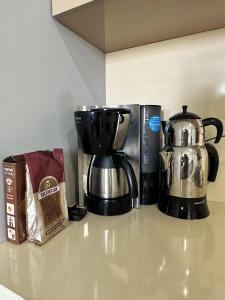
158, 106, 223, 219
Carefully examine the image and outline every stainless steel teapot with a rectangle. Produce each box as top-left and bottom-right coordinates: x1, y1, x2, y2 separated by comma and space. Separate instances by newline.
158, 106, 223, 220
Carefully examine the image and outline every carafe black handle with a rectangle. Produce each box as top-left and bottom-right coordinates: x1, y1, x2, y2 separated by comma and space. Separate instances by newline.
202, 118, 223, 143
205, 143, 219, 182
113, 153, 138, 199
87, 156, 94, 198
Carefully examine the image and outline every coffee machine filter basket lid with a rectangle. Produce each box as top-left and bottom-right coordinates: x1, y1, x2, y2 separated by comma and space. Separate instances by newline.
91, 107, 131, 114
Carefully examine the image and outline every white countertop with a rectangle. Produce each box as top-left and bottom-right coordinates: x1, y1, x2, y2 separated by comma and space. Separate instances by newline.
0, 201, 225, 300
0, 284, 24, 300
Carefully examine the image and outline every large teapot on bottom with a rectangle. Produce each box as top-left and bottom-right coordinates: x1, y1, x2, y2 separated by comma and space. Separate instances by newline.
159, 106, 223, 220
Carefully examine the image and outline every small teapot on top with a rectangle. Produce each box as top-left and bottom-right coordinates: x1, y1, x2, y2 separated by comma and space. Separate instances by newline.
159, 105, 223, 220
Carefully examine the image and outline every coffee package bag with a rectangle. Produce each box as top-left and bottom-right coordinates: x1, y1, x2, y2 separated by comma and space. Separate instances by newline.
3, 155, 27, 244
25, 149, 69, 245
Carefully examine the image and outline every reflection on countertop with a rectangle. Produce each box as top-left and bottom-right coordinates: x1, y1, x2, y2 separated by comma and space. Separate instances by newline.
0, 201, 224, 300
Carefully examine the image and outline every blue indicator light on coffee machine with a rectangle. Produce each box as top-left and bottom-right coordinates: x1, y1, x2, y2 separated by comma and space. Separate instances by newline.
148, 115, 161, 132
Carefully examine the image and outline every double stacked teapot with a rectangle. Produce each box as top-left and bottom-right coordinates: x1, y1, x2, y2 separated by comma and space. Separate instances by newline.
159, 106, 223, 220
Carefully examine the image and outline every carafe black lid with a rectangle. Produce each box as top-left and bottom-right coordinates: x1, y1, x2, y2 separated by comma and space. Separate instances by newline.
170, 105, 201, 120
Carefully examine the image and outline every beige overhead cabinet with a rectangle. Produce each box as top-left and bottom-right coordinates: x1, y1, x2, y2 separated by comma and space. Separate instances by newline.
52, 0, 225, 53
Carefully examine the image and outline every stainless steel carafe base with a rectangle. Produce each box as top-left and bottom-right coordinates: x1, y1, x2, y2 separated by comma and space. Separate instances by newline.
158, 195, 209, 220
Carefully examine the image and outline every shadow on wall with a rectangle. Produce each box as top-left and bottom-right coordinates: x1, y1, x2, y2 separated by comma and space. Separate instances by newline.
0, 0, 106, 243
53, 21, 106, 104
57, 91, 79, 207
52, 21, 106, 206
66, 128, 79, 205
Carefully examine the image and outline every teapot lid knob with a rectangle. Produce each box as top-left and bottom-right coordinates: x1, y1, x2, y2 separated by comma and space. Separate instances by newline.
182, 105, 188, 113
170, 105, 201, 120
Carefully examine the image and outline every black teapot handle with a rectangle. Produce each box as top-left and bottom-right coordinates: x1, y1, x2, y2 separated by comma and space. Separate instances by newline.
202, 118, 223, 144
205, 143, 219, 182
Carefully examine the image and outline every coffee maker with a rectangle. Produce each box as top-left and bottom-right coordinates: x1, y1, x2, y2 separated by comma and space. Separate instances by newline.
74, 104, 162, 216
75, 106, 139, 216
158, 106, 223, 219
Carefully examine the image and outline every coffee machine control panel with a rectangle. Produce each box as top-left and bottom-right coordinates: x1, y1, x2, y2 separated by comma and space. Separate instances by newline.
140, 105, 161, 204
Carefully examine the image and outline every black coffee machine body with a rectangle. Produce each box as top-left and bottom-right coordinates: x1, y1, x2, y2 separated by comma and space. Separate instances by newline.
75, 107, 138, 216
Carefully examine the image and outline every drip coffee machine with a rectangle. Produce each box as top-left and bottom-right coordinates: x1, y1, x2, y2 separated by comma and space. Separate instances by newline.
75, 107, 138, 216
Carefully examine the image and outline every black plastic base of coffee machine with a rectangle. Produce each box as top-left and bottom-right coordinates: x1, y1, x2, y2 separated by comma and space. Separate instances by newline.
158, 195, 209, 220
140, 172, 159, 205
87, 194, 132, 216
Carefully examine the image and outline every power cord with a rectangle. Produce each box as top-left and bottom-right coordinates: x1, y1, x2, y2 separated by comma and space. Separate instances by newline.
68, 203, 87, 221
205, 135, 225, 143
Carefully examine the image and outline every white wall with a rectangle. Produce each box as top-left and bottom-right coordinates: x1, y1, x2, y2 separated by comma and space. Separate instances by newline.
0, 0, 105, 243
106, 28, 225, 203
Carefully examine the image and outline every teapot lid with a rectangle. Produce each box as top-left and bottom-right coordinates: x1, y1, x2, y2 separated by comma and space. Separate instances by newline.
170, 106, 201, 120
